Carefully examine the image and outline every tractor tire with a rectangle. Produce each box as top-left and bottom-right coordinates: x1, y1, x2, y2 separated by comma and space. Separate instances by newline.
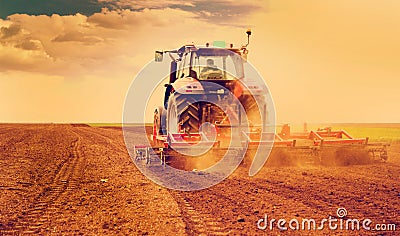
239, 94, 264, 126
167, 93, 201, 133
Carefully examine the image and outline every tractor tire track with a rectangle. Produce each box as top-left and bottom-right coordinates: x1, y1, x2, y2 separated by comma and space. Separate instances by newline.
172, 192, 233, 236
244, 168, 399, 225
77, 126, 127, 154
2, 130, 84, 235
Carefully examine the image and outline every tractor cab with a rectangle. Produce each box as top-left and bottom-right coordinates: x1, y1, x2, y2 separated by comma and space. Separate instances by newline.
190, 47, 245, 81
157, 43, 249, 110
155, 41, 249, 83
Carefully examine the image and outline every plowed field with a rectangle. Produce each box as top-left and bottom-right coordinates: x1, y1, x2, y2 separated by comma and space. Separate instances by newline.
0, 124, 398, 235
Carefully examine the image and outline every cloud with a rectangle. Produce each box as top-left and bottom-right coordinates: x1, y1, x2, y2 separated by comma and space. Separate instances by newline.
1, 0, 264, 27
52, 30, 103, 44
97, 0, 196, 10
0, 13, 115, 74
86, 7, 193, 29
15, 39, 43, 50
182, 0, 262, 24
96, 0, 264, 26
0, 0, 105, 19
0, 7, 245, 77
0, 42, 50, 71
0, 23, 22, 39
0, 19, 52, 71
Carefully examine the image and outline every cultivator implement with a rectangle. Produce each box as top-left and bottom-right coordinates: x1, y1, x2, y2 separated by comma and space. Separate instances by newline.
277, 125, 368, 146
135, 123, 389, 171
273, 125, 389, 165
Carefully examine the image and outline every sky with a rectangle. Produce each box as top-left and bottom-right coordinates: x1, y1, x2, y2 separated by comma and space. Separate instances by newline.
0, 0, 399, 123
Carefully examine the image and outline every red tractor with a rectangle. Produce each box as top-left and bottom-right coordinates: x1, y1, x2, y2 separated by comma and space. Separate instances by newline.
152, 30, 270, 153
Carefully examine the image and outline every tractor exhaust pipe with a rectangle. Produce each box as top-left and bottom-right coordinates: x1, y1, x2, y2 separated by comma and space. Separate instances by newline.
245, 29, 252, 47
241, 29, 252, 61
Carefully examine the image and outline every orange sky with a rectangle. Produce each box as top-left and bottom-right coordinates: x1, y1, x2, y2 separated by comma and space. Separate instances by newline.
0, 0, 399, 123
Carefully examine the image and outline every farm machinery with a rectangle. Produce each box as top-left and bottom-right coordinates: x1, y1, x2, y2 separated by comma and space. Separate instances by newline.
134, 30, 389, 171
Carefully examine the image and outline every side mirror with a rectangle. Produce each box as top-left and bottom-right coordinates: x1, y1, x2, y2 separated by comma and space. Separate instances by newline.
155, 51, 163, 62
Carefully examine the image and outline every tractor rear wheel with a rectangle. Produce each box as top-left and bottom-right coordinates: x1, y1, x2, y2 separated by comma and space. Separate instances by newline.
167, 93, 201, 133
239, 94, 264, 126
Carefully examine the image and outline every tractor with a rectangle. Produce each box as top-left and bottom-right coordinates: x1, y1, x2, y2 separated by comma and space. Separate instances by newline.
152, 29, 270, 155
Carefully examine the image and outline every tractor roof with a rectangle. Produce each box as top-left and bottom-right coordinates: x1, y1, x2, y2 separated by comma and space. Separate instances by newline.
176, 45, 243, 57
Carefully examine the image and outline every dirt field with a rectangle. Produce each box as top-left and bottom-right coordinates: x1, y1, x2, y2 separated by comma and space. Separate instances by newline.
0, 124, 399, 235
